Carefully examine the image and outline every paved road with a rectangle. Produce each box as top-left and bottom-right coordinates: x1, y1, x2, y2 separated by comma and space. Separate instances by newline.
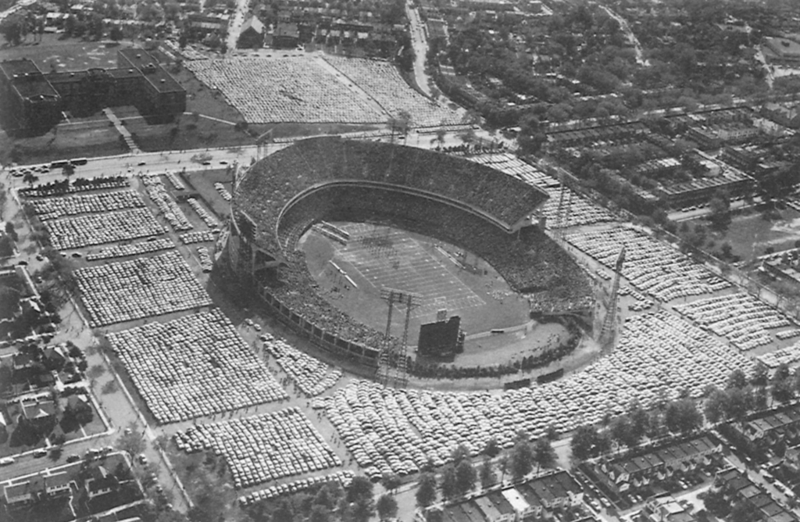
225, 0, 251, 53
405, 0, 434, 98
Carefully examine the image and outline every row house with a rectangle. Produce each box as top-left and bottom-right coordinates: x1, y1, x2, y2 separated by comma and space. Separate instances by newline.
715, 467, 797, 522
429, 470, 584, 522
594, 436, 721, 494
740, 407, 800, 445
3, 472, 73, 507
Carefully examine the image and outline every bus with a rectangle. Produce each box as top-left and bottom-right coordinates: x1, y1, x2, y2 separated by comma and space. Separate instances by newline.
69, 157, 88, 166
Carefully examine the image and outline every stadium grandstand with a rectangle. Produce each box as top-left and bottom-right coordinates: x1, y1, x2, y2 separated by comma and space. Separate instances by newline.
219, 137, 594, 367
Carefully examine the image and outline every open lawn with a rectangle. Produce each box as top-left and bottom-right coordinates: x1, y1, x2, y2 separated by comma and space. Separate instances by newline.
300, 223, 529, 346
2, 121, 127, 165
124, 113, 254, 152
0, 34, 134, 71
689, 205, 800, 262
182, 169, 232, 218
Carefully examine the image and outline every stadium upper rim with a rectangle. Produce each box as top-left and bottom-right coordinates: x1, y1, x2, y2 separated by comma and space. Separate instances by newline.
233, 136, 551, 261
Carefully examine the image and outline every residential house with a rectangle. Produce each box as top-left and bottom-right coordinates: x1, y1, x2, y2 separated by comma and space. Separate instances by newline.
85, 465, 119, 499
238, 16, 264, 48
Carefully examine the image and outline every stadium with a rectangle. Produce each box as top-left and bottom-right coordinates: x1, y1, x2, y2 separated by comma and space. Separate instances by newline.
217, 137, 595, 373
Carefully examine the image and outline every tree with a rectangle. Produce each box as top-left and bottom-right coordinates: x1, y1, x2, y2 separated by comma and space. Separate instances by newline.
704, 387, 729, 424
498, 453, 509, 484
388, 110, 412, 143
723, 387, 752, 424
571, 425, 602, 461
730, 500, 759, 522
703, 488, 730, 518
664, 399, 702, 434
627, 399, 650, 441
726, 369, 748, 390
483, 438, 501, 458
376, 494, 398, 521
62, 163, 75, 184
751, 362, 769, 387
22, 172, 38, 188
440, 465, 457, 500
116, 422, 145, 458
451, 444, 470, 466
416, 473, 437, 508
772, 364, 794, 404
509, 432, 533, 482
531, 437, 556, 472
479, 458, 496, 489
0, 18, 23, 46
455, 460, 476, 497
110, 25, 123, 41
309, 505, 332, 522
609, 416, 638, 449
346, 476, 373, 504
381, 472, 401, 493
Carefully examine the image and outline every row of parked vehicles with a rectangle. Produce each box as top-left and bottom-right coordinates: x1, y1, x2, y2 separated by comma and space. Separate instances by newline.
8, 158, 88, 178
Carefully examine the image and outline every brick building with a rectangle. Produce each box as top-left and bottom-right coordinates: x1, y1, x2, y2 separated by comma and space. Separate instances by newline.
0, 48, 186, 134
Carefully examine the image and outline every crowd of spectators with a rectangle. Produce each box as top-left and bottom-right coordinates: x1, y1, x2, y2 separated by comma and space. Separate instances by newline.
109, 310, 286, 424
257, 183, 593, 361
238, 137, 549, 255
469, 154, 615, 229
76, 250, 212, 326
43, 208, 166, 250
318, 312, 752, 477
674, 293, 793, 351
174, 407, 341, 489
566, 226, 729, 302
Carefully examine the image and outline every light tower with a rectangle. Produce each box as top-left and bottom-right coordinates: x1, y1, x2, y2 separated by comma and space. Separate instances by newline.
378, 288, 420, 388
554, 172, 573, 243
599, 246, 626, 346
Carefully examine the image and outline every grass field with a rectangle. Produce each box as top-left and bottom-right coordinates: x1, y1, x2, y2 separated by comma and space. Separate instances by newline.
0, 34, 134, 71
688, 205, 800, 261
182, 169, 234, 218
300, 223, 529, 346
124, 113, 255, 152
336, 224, 485, 319
1, 121, 128, 165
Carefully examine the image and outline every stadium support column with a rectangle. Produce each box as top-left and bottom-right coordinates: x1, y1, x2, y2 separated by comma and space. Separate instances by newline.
599, 246, 625, 348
